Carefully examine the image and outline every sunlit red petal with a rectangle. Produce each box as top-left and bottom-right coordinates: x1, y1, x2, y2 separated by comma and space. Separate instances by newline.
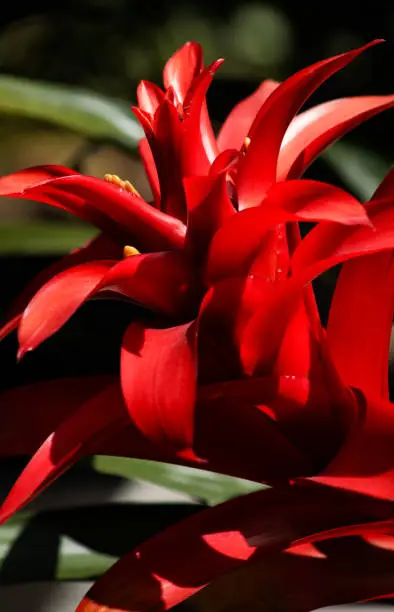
278, 95, 394, 180
163, 41, 203, 103
236, 40, 383, 208
137, 80, 165, 116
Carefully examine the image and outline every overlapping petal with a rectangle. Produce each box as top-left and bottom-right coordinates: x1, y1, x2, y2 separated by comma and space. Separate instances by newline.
17, 251, 197, 358
278, 94, 394, 180
0, 166, 186, 250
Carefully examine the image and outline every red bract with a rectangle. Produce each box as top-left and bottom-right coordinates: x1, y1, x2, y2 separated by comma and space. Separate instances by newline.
1, 39, 394, 611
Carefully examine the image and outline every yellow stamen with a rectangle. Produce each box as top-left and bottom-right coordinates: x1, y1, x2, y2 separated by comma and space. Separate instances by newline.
243, 136, 251, 151
104, 173, 141, 197
123, 245, 141, 258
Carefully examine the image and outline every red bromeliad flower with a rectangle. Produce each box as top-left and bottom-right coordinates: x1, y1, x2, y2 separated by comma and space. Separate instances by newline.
1, 39, 394, 610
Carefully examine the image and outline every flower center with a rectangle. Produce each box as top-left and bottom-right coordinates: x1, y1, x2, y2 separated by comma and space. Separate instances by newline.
123, 245, 141, 258
242, 137, 251, 155
104, 174, 141, 197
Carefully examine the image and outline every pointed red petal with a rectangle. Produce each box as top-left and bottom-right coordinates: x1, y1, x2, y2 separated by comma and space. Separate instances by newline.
121, 322, 197, 453
17, 260, 116, 358
236, 40, 383, 208
278, 95, 394, 180
163, 41, 203, 103
137, 80, 165, 115
181, 60, 224, 176
138, 137, 160, 206
217, 79, 279, 151
184, 173, 235, 257
0, 233, 121, 344
151, 98, 186, 220
76, 482, 394, 612
0, 383, 127, 523
0, 376, 115, 456
0, 166, 186, 250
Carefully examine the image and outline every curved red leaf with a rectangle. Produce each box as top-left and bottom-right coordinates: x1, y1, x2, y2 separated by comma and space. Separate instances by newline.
0, 383, 127, 523
121, 322, 197, 453
217, 79, 279, 151
17, 260, 116, 358
236, 40, 383, 208
0, 166, 186, 250
278, 95, 394, 180
76, 482, 394, 612
0, 233, 121, 345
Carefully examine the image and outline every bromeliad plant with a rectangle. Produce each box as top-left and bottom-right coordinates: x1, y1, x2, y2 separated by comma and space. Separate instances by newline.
2, 39, 394, 610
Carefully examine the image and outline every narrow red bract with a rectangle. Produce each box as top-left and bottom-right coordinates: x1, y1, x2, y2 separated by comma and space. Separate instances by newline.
1, 39, 394, 611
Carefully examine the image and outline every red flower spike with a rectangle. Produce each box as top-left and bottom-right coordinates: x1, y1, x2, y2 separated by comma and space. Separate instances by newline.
121, 322, 198, 452
278, 95, 394, 180
217, 79, 279, 151
1, 41, 394, 611
237, 39, 383, 208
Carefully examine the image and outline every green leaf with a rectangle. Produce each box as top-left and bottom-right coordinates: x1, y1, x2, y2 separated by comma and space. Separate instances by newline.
0, 75, 143, 152
323, 142, 391, 201
94, 456, 265, 506
0, 222, 97, 254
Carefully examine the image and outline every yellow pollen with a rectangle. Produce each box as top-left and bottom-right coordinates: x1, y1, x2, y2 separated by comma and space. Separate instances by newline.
243, 136, 251, 151
104, 173, 141, 197
123, 245, 141, 258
